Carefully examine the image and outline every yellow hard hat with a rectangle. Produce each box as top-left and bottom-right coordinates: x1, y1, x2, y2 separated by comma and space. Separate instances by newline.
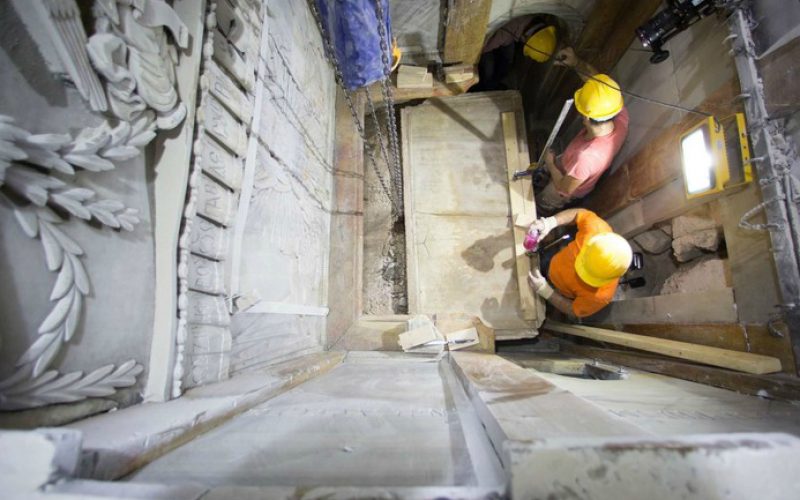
574, 74, 624, 121
574, 232, 632, 288
523, 26, 556, 63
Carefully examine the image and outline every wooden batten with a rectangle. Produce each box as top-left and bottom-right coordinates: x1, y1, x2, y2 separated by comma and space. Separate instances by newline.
442, 0, 493, 65
545, 320, 782, 374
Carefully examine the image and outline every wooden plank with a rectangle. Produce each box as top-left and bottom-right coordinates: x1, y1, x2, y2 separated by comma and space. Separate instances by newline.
443, 0, 493, 65
502, 112, 538, 321
449, 352, 646, 468
366, 74, 479, 104
545, 320, 782, 374
435, 312, 496, 353
562, 344, 800, 402
398, 325, 440, 351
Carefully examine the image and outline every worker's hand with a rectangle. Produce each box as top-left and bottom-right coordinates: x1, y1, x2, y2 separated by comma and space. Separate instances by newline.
529, 216, 558, 240
528, 269, 554, 300
554, 47, 578, 68
544, 148, 557, 168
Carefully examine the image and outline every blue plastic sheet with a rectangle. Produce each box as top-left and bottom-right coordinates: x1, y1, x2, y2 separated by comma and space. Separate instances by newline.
315, 0, 393, 90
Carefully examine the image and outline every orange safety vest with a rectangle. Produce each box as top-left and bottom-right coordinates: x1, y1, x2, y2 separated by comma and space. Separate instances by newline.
548, 210, 619, 317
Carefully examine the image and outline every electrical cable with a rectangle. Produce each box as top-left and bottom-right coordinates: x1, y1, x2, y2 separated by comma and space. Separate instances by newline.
494, 26, 712, 117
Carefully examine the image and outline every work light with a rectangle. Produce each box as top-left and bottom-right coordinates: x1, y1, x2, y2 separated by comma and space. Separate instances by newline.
679, 114, 752, 199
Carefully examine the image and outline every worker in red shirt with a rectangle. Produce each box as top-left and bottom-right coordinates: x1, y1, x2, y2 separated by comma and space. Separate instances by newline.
527, 208, 632, 318
536, 47, 629, 214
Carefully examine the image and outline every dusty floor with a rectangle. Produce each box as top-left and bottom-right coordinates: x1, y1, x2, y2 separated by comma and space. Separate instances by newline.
362, 106, 407, 315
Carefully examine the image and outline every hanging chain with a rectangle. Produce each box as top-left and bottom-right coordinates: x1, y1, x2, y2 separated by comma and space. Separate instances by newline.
307, 0, 399, 215
364, 85, 398, 216
372, 0, 404, 218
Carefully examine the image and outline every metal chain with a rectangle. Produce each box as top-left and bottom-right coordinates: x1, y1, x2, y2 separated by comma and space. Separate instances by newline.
307, 0, 398, 213
364, 85, 397, 215
372, 0, 404, 217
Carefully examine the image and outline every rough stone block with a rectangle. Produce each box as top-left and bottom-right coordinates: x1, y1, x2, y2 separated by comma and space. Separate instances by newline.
634, 229, 673, 254
672, 228, 721, 262
660, 257, 728, 295
672, 213, 718, 238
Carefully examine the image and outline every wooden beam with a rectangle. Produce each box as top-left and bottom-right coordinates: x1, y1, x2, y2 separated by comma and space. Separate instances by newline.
443, 0, 493, 65
544, 320, 782, 374
562, 344, 800, 402
502, 112, 540, 322
603, 323, 796, 373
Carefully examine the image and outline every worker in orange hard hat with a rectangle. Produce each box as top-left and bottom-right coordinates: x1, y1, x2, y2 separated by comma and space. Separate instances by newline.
536, 47, 629, 215
527, 208, 632, 318
474, 17, 557, 91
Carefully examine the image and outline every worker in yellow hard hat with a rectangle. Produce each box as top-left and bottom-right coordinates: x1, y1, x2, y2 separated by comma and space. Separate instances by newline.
536, 47, 629, 215
526, 208, 632, 318
474, 17, 557, 91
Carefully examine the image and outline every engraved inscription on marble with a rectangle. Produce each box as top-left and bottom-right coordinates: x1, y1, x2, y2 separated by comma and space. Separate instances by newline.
200, 95, 248, 156
203, 62, 253, 124
188, 254, 225, 295
189, 215, 230, 260
213, 31, 255, 91
196, 173, 236, 226
216, 1, 260, 68
187, 324, 232, 386
199, 132, 243, 190
186, 291, 230, 326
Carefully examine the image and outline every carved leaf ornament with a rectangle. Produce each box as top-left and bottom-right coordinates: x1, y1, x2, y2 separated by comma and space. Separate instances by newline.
0, 0, 189, 410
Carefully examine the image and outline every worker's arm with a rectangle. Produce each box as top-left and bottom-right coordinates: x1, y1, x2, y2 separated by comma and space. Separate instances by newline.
527, 208, 586, 241
527, 270, 576, 319
555, 47, 599, 82
543, 149, 582, 197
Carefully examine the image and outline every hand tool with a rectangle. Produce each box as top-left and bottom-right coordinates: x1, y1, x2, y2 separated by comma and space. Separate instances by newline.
513, 98, 574, 181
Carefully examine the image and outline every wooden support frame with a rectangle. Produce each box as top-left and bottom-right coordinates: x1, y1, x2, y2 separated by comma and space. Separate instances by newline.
545, 320, 782, 374
443, 0, 493, 65
502, 112, 544, 323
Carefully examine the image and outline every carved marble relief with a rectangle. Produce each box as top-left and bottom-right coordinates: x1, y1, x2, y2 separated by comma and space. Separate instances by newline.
199, 95, 249, 157
202, 61, 254, 124
197, 132, 244, 190
0, 0, 190, 410
174, 0, 263, 395
187, 215, 230, 261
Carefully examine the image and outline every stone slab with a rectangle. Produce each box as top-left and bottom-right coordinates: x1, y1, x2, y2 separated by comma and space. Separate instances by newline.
450, 352, 647, 469
507, 433, 800, 500
67, 352, 344, 481
402, 91, 540, 330
128, 354, 502, 489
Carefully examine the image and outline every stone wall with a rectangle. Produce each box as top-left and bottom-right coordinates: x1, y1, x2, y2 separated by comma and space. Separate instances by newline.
228, 0, 336, 374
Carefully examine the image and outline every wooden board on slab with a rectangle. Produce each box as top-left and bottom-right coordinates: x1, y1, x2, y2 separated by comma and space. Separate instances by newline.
402, 91, 542, 332
545, 320, 782, 374
501, 112, 543, 322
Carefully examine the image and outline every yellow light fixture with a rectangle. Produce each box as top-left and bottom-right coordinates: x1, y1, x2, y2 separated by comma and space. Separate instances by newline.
679, 113, 752, 199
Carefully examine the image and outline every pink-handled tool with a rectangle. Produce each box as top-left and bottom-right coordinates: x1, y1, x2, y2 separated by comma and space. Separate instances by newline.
523, 229, 540, 256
